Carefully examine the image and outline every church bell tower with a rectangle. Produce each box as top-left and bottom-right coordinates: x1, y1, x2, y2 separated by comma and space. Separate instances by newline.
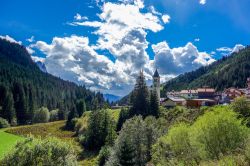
153, 69, 160, 102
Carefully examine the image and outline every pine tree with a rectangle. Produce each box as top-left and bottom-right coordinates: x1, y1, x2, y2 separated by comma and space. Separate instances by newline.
28, 84, 35, 123
117, 108, 129, 131
118, 139, 136, 166
13, 83, 28, 125
149, 89, 160, 117
2, 91, 16, 125
66, 106, 78, 130
76, 99, 86, 117
130, 70, 150, 117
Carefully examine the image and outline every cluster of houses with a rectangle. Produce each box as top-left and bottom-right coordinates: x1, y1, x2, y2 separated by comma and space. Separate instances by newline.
161, 78, 250, 108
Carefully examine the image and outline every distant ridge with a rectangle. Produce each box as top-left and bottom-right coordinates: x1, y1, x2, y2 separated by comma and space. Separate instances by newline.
162, 46, 250, 95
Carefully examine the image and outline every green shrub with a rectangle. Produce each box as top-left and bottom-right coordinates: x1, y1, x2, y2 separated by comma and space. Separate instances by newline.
231, 96, 250, 118
0, 136, 77, 166
152, 123, 200, 165
0, 117, 10, 128
98, 146, 111, 166
191, 108, 249, 159
33, 107, 50, 123
50, 109, 59, 122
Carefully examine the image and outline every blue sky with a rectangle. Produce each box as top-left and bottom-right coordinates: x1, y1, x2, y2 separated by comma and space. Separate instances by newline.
0, 0, 249, 96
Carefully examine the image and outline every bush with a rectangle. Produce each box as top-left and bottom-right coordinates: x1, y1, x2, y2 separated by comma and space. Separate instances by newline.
191, 108, 249, 160
33, 107, 50, 123
0, 136, 77, 166
152, 123, 200, 165
0, 117, 10, 128
98, 146, 111, 166
231, 96, 250, 118
50, 109, 59, 122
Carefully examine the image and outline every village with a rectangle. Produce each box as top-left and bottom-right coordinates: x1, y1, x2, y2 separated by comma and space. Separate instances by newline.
161, 77, 250, 108
113, 69, 250, 109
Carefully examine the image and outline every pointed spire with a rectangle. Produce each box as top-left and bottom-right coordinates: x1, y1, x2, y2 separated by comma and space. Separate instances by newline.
153, 69, 159, 77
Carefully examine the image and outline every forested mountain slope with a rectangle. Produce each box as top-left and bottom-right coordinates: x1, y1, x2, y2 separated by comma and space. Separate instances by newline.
0, 38, 105, 124
163, 46, 250, 94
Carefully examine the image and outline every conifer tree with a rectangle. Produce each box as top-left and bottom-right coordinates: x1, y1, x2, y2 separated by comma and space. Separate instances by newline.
130, 70, 150, 117
118, 139, 136, 166
76, 99, 86, 117
2, 91, 16, 124
13, 83, 28, 125
149, 89, 160, 117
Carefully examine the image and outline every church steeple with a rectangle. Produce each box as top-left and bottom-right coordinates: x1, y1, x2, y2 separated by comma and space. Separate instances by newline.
153, 69, 160, 103
153, 69, 159, 78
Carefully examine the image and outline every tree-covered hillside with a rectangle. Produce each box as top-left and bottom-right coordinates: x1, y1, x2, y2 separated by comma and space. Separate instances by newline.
0, 38, 105, 125
163, 46, 250, 94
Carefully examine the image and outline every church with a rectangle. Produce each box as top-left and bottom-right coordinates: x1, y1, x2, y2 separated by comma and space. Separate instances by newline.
152, 69, 161, 102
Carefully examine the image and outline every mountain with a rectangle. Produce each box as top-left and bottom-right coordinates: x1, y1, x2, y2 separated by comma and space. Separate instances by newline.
162, 46, 250, 94
104, 94, 121, 103
0, 38, 105, 124
36, 61, 47, 73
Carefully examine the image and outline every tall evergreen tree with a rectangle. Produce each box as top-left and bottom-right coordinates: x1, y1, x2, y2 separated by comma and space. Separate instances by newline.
76, 99, 86, 117
130, 70, 150, 117
2, 91, 16, 124
13, 83, 28, 125
27, 84, 35, 123
118, 139, 136, 166
149, 89, 160, 117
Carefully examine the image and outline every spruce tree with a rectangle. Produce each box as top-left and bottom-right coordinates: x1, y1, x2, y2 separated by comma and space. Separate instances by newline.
2, 91, 16, 124
119, 139, 136, 166
76, 99, 86, 117
149, 89, 160, 117
130, 70, 150, 117
13, 83, 28, 125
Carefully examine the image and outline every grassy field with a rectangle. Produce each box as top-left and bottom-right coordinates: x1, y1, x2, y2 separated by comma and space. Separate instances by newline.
2, 109, 121, 165
0, 129, 24, 159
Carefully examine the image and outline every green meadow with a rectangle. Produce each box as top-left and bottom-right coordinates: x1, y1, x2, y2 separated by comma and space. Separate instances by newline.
0, 129, 24, 159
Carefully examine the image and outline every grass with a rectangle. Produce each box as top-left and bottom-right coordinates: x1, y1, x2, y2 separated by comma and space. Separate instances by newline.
6, 121, 75, 141
0, 129, 24, 159
1, 109, 121, 165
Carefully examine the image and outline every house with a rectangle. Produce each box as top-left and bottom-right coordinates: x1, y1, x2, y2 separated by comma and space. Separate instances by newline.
222, 87, 245, 103
197, 87, 215, 99
161, 97, 186, 108
179, 89, 198, 99
186, 99, 217, 108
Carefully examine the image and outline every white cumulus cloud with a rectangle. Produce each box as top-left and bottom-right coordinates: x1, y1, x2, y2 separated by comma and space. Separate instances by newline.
152, 41, 215, 75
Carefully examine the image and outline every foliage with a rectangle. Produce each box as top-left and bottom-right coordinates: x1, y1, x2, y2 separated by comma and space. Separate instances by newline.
49, 109, 59, 122
149, 89, 160, 117
0, 117, 10, 128
66, 107, 79, 130
76, 99, 87, 117
0, 87, 16, 125
106, 116, 166, 166
152, 123, 200, 165
81, 110, 117, 150
33, 107, 50, 123
0, 136, 78, 166
231, 96, 250, 118
98, 146, 112, 166
152, 107, 249, 165
0, 38, 106, 125
129, 71, 150, 117
116, 107, 130, 131
191, 108, 249, 160
160, 106, 205, 127
163, 46, 250, 93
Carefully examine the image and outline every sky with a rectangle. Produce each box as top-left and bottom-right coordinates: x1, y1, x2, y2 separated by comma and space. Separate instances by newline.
0, 0, 250, 96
